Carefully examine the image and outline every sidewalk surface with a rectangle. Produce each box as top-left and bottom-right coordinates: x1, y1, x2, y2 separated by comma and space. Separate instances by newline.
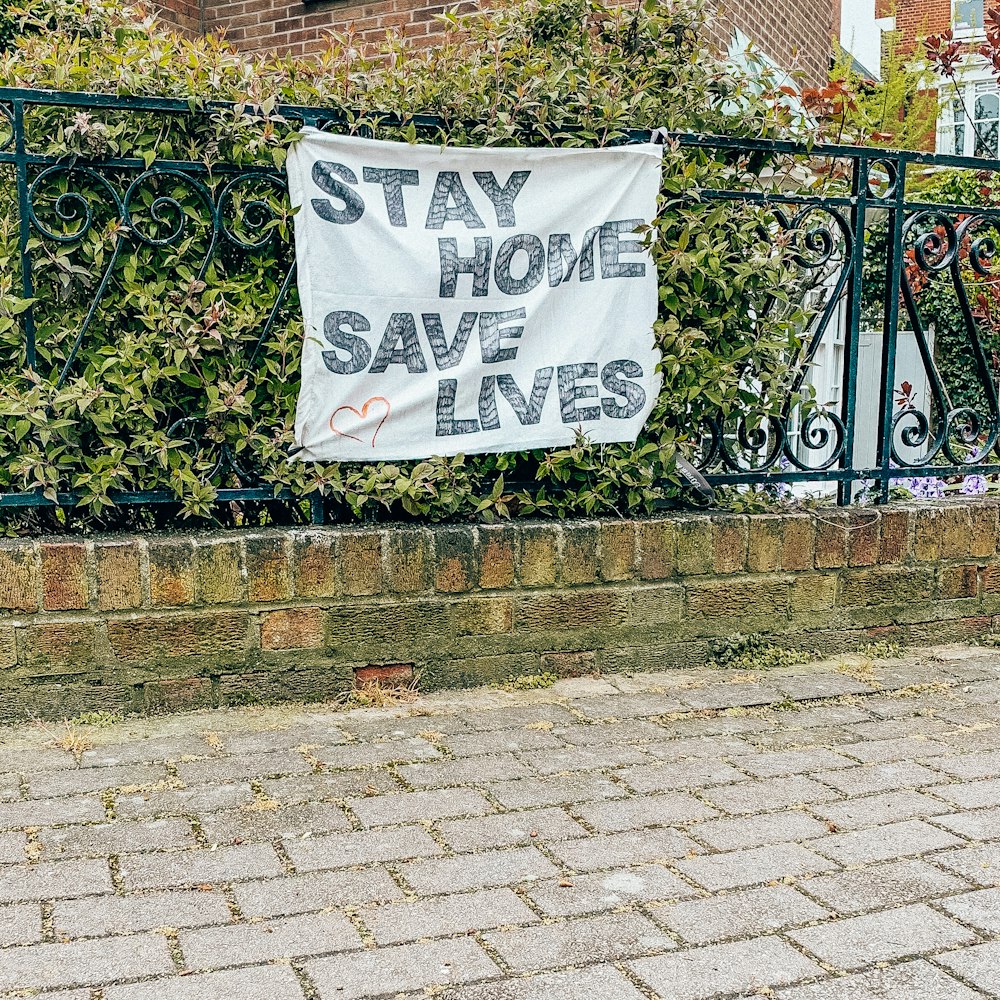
1, 646, 1000, 999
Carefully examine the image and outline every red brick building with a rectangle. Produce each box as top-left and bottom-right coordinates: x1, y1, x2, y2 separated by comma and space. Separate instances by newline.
156, 0, 836, 87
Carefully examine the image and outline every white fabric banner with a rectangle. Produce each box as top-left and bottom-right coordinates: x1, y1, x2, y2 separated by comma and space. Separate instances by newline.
287, 130, 663, 461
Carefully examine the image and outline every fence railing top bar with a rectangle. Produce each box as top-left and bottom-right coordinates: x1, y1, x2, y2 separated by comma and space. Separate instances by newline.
6, 86, 1000, 175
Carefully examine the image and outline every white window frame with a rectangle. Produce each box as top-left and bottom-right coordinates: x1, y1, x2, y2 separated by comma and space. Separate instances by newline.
954, 0, 986, 39
937, 63, 1000, 158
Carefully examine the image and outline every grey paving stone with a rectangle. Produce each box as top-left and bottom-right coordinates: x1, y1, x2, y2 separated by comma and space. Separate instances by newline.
936, 843, 1000, 886
331, 713, 463, 742
0, 903, 41, 946
0, 932, 173, 991
437, 964, 648, 1000
54, 887, 232, 938
787, 903, 977, 969
118, 843, 282, 890
844, 717, 953, 742
399, 756, 533, 789
437, 807, 587, 852
837, 736, 953, 763
933, 806, 1000, 840
572, 792, 718, 833
742, 727, 854, 751
311, 740, 441, 769
570, 693, 685, 718
26, 764, 168, 799
39, 818, 197, 859
444, 729, 564, 758
811, 760, 946, 795
0, 859, 113, 903
233, 867, 403, 917
102, 965, 307, 1000
777, 674, 875, 700
800, 859, 968, 914
349, 787, 493, 827
180, 911, 360, 970
547, 829, 696, 872
524, 745, 651, 775
115, 782, 254, 820
809, 819, 964, 865
701, 776, 840, 815
262, 770, 401, 803
399, 847, 560, 894
0, 748, 75, 772
688, 810, 830, 851
933, 750, 1000, 780
483, 911, 673, 973
282, 824, 442, 872
363, 887, 537, 945
679, 682, 785, 710
629, 936, 823, 999
0, 796, 106, 830
462, 705, 577, 731
775, 958, 986, 1000
641, 735, 755, 762
730, 748, 854, 778
616, 759, 745, 792
653, 885, 829, 945
0, 831, 25, 864
809, 790, 951, 830
937, 887, 1000, 933
175, 751, 312, 786
552, 720, 676, 745
200, 801, 352, 845
934, 778, 1000, 809
759, 704, 872, 729
527, 864, 695, 916
487, 774, 625, 809
0, 772, 20, 801
222, 726, 349, 754
674, 842, 836, 891
937, 941, 1000, 994
304, 936, 500, 999
79, 735, 218, 767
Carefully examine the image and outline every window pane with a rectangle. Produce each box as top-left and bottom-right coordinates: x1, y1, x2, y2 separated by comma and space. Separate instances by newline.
956, 0, 985, 28
976, 93, 1000, 120
955, 123, 967, 155
975, 120, 998, 157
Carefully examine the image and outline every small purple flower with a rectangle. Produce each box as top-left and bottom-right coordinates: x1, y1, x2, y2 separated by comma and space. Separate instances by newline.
962, 474, 989, 495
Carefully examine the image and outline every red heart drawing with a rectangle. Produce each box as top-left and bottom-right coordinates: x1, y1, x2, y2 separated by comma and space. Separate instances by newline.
329, 396, 391, 447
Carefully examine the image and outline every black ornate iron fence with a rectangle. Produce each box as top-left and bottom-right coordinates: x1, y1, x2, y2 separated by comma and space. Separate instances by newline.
3, 86, 1000, 518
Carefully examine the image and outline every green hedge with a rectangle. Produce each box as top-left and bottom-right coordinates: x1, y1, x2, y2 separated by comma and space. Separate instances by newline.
0, 0, 809, 530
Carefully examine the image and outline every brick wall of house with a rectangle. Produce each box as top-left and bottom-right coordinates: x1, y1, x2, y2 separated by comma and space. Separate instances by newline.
2, 502, 998, 720
877, 0, 950, 51
155, 0, 834, 87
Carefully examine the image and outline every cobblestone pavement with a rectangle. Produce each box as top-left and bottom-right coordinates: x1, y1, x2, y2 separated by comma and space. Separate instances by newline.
2, 646, 1000, 998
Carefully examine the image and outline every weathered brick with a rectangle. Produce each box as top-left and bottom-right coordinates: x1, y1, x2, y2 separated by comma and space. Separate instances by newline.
848, 510, 880, 566
118, 843, 282, 890
326, 602, 448, 648
478, 525, 516, 589
711, 515, 747, 573
434, 527, 477, 593
147, 538, 196, 607
969, 501, 1000, 558
838, 567, 935, 607
107, 612, 248, 662
540, 649, 595, 677
790, 574, 838, 612
354, 662, 414, 687
878, 507, 911, 563
0, 625, 15, 669
517, 591, 629, 632
384, 529, 429, 593
291, 530, 337, 598
940, 564, 980, 600
814, 512, 848, 568
638, 519, 676, 579
260, 607, 325, 650
244, 534, 292, 602
196, 538, 245, 603
940, 504, 974, 559
339, 530, 383, 596
41, 541, 88, 610
143, 676, 215, 713
519, 525, 558, 587
560, 522, 599, 585
449, 597, 514, 636
0, 541, 38, 612
676, 516, 712, 575
93, 539, 142, 611
746, 515, 784, 572
598, 519, 636, 581
780, 513, 815, 571
22, 621, 97, 671
685, 578, 789, 620
913, 507, 941, 561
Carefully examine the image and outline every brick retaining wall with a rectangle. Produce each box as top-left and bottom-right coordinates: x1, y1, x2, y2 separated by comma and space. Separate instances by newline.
1, 501, 997, 720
